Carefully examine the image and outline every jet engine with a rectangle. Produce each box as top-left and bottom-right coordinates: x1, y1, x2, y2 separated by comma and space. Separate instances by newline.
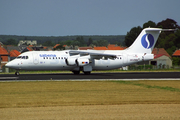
76, 58, 90, 66
65, 58, 77, 66
65, 58, 90, 66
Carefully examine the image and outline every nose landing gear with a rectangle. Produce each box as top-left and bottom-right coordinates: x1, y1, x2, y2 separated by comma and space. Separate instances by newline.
15, 71, 20, 76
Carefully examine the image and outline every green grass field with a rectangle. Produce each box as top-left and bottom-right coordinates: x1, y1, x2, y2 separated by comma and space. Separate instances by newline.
0, 80, 180, 108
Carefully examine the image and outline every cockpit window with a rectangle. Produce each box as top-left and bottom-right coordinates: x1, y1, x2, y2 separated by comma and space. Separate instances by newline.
17, 56, 22, 59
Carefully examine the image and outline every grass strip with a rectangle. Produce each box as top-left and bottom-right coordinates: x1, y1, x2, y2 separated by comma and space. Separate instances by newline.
113, 81, 180, 92
0, 81, 180, 108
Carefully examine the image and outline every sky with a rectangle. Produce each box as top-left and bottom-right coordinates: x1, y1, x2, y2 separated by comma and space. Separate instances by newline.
0, 0, 180, 36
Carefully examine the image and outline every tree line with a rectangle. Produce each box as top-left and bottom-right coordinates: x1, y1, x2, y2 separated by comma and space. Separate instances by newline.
0, 35, 125, 47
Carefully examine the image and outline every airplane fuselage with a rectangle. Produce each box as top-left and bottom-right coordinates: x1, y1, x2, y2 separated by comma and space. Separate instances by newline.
6, 50, 153, 72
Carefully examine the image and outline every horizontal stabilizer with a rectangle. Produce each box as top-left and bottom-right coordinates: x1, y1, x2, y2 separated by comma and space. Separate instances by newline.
161, 29, 176, 31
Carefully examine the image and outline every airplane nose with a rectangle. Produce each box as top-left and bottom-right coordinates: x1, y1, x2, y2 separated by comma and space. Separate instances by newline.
5, 60, 20, 69
5, 61, 14, 68
5, 62, 12, 67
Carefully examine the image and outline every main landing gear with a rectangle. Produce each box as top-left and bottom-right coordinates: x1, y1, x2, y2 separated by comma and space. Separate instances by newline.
83, 71, 91, 75
15, 71, 20, 76
72, 71, 80, 75
72, 71, 91, 75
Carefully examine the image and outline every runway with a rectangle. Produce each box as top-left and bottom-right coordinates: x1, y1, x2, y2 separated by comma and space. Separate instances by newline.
0, 72, 180, 81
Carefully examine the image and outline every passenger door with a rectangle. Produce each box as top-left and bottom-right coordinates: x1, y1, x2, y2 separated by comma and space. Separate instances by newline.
33, 53, 39, 64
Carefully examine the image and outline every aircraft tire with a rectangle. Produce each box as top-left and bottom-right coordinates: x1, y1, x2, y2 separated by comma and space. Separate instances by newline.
72, 71, 80, 75
83, 71, 91, 75
15, 72, 20, 76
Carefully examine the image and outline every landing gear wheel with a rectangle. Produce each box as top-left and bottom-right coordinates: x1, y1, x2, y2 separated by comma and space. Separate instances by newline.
83, 71, 91, 75
15, 72, 20, 76
72, 71, 80, 75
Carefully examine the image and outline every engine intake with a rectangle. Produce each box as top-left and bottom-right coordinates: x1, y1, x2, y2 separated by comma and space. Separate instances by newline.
65, 58, 77, 66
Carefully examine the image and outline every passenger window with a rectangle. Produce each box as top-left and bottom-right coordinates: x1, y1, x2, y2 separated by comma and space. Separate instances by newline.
22, 56, 25, 59
26, 56, 29, 59
61, 57, 63, 59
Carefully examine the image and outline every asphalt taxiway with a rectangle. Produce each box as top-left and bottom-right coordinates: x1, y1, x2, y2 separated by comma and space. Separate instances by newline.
0, 72, 180, 81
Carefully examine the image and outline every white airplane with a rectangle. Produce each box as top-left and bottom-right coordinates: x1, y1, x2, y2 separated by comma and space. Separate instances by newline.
5, 28, 173, 75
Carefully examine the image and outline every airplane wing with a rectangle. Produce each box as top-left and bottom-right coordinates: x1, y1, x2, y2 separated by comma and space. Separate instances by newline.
69, 50, 118, 59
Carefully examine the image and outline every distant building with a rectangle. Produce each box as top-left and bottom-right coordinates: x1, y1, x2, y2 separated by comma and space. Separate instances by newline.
0, 45, 9, 63
172, 50, 180, 57
0, 45, 9, 71
6, 45, 21, 52
107, 44, 126, 50
53, 44, 67, 50
78, 47, 93, 50
18, 40, 37, 46
93, 44, 125, 50
65, 45, 72, 50
150, 48, 172, 68
9, 50, 20, 57
94, 47, 108, 50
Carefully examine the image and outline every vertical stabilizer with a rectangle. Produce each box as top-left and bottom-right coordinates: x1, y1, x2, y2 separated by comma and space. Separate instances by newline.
125, 28, 162, 54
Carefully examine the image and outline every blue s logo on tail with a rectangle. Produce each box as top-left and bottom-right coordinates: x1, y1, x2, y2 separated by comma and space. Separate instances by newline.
141, 34, 154, 49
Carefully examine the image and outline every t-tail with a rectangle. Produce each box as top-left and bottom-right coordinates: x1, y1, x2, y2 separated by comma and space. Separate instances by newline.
125, 28, 174, 54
